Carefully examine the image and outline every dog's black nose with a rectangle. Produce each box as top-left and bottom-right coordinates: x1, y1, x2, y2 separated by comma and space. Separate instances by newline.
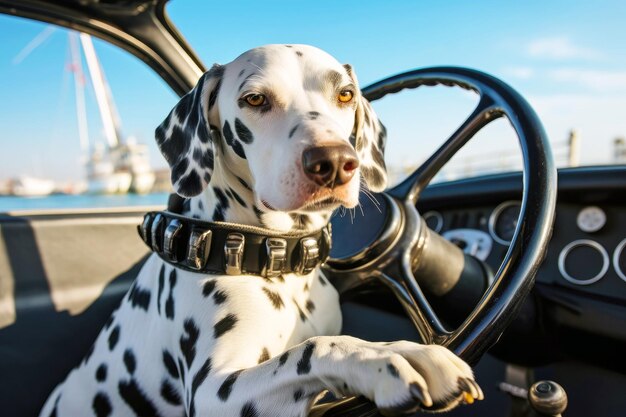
302, 144, 359, 188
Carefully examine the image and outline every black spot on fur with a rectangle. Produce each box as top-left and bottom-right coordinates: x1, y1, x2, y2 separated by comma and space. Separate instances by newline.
297, 342, 315, 375
208, 78, 222, 110
92, 392, 112, 417
234, 118, 254, 144
202, 280, 216, 297
240, 401, 259, 417
118, 379, 162, 417
279, 351, 289, 367
198, 200, 204, 210
160, 379, 182, 405
319, 275, 328, 286
128, 283, 151, 311
104, 315, 114, 330
236, 176, 252, 190
326, 70, 343, 89
124, 349, 136, 374
174, 93, 192, 121
108, 326, 120, 351
165, 269, 177, 320
223, 120, 247, 159
232, 139, 247, 159
96, 363, 107, 382
296, 343, 315, 375
157, 125, 190, 166
294, 388, 304, 402
238, 69, 245, 77
212, 206, 225, 221
293, 299, 307, 322
308, 111, 320, 120
218, 370, 243, 401
387, 363, 400, 378
177, 170, 203, 196
229, 187, 248, 208
213, 289, 228, 304
192, 147, 203, 164
214, 187, 230, 208
296, 51, 303, 57
189, 356, 212, 416
258, 347, 270, 364
177, 358, 186, 385
212, 187, 231, 221
262, 287, 284, 310
288, 124, 299, 139
163, 350, 180, 379
306, 300, 316, 314
180, 318, 200, 368
157, 265, 165, 315
171, 157, 189, 184
214, 313, 238, 338
197, 123, 212, 145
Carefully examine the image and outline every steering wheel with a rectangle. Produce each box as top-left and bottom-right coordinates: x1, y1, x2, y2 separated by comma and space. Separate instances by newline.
311, 67, 557, 416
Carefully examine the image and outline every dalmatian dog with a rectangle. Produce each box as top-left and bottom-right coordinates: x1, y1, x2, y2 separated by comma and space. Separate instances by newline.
40, 45, 483, 417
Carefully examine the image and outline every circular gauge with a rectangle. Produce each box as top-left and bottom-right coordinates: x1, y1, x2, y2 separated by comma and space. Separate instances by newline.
558, 239, 609, 285
576, 206, 606, 233
423, 211, 443, 233
488, 201, 521, 245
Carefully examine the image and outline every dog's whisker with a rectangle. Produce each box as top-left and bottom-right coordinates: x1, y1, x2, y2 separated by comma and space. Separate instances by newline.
358, 202, 365, 217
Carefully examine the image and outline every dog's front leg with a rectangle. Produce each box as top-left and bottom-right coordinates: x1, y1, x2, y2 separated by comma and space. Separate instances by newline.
190, 335, 482, 417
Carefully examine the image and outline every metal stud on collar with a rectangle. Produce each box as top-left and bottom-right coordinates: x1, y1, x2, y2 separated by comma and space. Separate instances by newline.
138, 215, 153, 247
187, 228, 212, 270
163, 219, 183, 262
298, 237, 320, 275
265, 238, 287, 277
150, 213, 165, 252
224, 233, 245, 275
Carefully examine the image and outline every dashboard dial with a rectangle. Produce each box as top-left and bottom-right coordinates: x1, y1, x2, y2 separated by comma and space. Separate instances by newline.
489, 201, 521, 245
576, 206, 606, 233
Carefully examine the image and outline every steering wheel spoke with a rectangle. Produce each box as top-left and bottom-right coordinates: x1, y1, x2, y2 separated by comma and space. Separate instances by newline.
389, 95, 502, 203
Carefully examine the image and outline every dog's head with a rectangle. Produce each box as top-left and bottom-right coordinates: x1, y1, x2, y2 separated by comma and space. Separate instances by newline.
156, 45, 387, 214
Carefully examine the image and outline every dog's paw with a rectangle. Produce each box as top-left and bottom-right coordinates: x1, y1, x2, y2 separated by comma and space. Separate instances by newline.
383, 341, 483, 413
362, 353, 432, 416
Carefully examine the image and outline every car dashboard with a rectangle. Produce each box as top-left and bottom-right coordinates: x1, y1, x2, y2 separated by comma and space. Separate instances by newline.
414, 165, 626, 369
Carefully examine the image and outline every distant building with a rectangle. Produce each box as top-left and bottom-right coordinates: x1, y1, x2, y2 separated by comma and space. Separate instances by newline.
152, 168, 174, 193
614, 137, 626, 163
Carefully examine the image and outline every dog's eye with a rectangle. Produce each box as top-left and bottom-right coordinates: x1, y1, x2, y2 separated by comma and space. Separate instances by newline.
338, 90, 354, 103
244, 94, 267, 107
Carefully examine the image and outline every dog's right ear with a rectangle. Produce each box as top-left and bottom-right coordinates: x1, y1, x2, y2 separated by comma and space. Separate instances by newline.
155, 64, 224, 197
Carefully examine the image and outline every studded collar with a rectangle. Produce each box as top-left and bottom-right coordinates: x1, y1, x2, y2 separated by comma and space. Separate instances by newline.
137, 208, 332, 277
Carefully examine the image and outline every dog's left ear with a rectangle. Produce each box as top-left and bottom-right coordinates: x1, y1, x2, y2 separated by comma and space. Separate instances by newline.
345, 64, 388, 192
155, 64, 224, 197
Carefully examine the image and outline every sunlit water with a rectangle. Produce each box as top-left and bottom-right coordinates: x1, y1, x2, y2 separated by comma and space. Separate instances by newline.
0, 193, 170, 212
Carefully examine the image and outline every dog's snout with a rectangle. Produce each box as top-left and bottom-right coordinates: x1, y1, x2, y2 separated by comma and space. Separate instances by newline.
302, 144, 359, 188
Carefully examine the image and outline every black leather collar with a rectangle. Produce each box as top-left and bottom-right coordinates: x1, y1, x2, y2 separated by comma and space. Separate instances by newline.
137, 210, 331, 277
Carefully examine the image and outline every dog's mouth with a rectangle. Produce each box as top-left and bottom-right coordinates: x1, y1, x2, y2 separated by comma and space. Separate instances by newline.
260, 195, 346, 212
299, 196, 344, 211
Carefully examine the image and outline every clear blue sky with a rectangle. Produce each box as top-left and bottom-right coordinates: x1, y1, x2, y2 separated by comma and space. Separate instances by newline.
1, 0, 625, 183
